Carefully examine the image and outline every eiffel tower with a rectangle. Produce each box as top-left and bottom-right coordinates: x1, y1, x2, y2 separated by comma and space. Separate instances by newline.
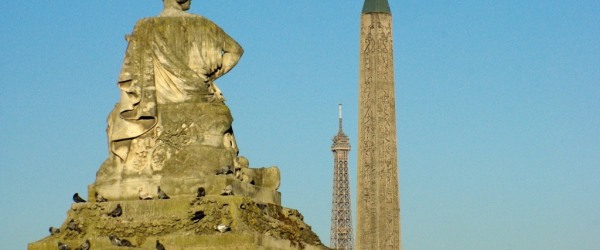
330, 104, 354, 250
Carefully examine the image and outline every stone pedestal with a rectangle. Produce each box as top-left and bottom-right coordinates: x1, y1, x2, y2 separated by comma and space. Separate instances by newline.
28, 196, 328, 250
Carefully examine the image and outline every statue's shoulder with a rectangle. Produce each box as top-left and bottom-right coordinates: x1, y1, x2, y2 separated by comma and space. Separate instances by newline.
133, 15, 218, 29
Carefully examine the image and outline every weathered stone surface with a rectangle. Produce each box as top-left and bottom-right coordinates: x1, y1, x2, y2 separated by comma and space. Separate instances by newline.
357, 2, 401, 249
30, 1, 327, 249
92, 102, 281, 204
29, 196, 327, 250
90, 0, 280, 206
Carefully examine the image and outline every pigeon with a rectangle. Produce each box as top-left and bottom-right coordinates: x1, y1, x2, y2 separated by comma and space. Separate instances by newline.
67, 219, 81, 233
191, 211, 206, 223
49, 226, 60, 235
95, 192, 108, 203
256, 203, 267, 211
157, 186, 170, 200
215, 166, 232, 175
73, 193, 86, 203
75, 239, 90, 250
196, 187, 206, 198
120, 239, 135, 247
109, 235, 135, 247
58, 241, 71, 250
138, 187, 154, 200
108, 235, 121, 246
156, 239, 166, 250
216, 224, 230, 233
108, 204, 122, 217
220, 185, 233, 196
234, 165, 241, 177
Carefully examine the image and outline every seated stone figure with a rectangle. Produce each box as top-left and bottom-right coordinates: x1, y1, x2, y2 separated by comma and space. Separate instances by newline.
91, 0, 280, 204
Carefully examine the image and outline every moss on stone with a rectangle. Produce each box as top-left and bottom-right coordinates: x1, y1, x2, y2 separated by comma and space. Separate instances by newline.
29, 196, 329, 250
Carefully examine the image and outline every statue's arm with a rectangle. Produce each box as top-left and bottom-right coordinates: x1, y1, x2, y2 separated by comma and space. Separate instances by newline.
213, 36, 243, 79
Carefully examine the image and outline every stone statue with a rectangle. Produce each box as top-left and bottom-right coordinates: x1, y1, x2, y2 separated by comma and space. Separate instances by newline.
29, 2, 329, 249
108, 0, 243, 161
92, 0, 279, 203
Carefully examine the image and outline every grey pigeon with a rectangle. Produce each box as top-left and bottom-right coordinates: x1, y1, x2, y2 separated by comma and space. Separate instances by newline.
58, 241, 71, 250
109, 235, 121, 246
109, 235, 135, 247
120, 238, 135, 247
95, 192, 108, 202
75, 239, 90, 250
220, 185, 233, 196
49, 226, 60, 235
191, 211, 206, 223
196, 187, 206, 198
157, 186, 170, 200
215, 166, 232, 175
108, 204, 122, 217
73, 193, 86, 203
156, 240, 166, 250
256, 203, 267, 211
67, 219, 81, 233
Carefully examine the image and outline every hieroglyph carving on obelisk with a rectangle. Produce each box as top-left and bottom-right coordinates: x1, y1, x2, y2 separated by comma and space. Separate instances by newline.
356, 0, 401, 249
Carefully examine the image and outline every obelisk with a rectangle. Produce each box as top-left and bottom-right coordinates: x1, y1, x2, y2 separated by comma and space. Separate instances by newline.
356, 0, 401, 249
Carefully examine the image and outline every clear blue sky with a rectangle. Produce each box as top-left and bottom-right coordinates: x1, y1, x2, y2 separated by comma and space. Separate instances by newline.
1, 1, 598, 249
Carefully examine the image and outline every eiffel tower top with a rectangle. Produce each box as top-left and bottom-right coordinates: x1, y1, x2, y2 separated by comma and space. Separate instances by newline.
332, 104, 350, 150
362, 0, 391, 14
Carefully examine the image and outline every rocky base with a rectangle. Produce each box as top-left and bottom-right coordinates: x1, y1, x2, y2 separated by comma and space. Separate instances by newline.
29, 196, 329, 250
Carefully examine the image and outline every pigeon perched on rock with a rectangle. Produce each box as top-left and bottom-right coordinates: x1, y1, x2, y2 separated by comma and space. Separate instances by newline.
196, 187, 206, 198
191, 211, 206, 223
138, 187, 154, 200
49, 226, 60, 235
109, 235, 135, 247
157, 186, 170, 200
120, 239, 135, 247
156, 239, 166, 250
216, 224, 230, 233
67, 219, 81, 233
58, 241, 71, 250
220, 185, 233, 196
256, 203, 268, 211
235, 167, 242, 178
75, 239, 90, 250
73, 193, 86, 203
95, 192, 108, 203
215, 166, 232, 175
108, 204, 122, 217
108, 235, 121, 246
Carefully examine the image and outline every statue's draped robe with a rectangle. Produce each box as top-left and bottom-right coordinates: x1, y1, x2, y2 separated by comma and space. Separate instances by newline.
108, 16, 241, 161
27, 11, 326, 249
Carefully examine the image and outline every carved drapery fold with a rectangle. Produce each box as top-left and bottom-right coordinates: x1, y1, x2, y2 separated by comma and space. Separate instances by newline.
107, 16, 242, 161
